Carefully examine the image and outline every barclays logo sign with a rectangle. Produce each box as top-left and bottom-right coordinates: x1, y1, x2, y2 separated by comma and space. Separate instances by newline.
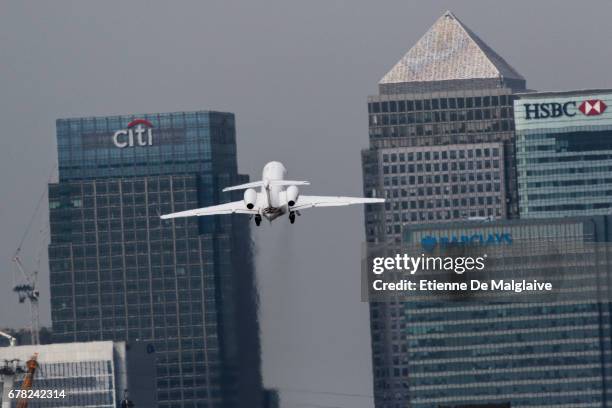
420, 233, 513, 251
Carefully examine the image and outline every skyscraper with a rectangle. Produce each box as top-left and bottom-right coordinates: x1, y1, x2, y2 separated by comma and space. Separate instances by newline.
48, 111, 262, 408
361, 11, 527, 407
363, 10, 526, 244
400, 217, 612, 407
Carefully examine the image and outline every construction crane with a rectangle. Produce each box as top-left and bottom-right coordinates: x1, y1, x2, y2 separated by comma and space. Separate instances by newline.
9, 164, 56, 346
10, 166, 54, 346
12, 252, 40, 346
0, 331, 16, 347
15, 353, 38, 408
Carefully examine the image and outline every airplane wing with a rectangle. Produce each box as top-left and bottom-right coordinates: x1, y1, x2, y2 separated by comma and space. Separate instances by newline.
160, 201, 257, 220
292, 195, 385, 211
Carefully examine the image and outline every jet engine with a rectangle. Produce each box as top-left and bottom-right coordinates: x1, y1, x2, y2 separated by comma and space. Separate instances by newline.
286, 185, 299, 207
243, 188, 257, 209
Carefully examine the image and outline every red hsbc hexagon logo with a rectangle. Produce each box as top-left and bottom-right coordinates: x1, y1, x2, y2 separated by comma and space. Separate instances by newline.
579, 100, 607, 116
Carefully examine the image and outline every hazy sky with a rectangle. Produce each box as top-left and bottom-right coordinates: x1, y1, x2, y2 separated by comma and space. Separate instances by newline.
2, 1, 612, 407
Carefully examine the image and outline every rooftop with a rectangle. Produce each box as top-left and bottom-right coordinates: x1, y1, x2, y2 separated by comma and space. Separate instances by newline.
514, 88, 612, 99
379, 11, 525, 91
0, 341, 118, 363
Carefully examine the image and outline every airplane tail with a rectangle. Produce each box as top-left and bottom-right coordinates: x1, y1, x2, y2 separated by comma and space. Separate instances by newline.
222, 180, 310, 192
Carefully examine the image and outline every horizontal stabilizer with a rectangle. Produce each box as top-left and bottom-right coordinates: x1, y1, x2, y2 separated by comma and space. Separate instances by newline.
222, 179, 310, 192
269, 180, 310, 187
222, 181, 265, 192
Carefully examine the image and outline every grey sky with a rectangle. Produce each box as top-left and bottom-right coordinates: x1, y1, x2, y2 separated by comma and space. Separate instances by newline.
1, 1, 612, 407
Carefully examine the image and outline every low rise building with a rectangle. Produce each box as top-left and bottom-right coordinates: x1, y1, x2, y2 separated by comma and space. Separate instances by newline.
0, 340, 155, 408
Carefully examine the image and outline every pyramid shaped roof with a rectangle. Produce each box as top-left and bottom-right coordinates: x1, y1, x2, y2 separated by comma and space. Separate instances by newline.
379, 11, 524, 87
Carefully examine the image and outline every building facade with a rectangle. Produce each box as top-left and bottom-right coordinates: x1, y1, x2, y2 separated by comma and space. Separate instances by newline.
361, 11, 527, 407
0, 341, 155, 408
515, 89, 612, 218
48, 111, 262, 408
399, 217, 612, 407
363, 11, 527, 245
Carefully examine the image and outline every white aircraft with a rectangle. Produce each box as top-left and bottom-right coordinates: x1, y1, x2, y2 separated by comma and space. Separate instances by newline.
160, 161, 385, 225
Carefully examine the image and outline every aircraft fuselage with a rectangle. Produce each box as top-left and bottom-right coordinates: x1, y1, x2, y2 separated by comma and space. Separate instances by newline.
260, 161, 289, 222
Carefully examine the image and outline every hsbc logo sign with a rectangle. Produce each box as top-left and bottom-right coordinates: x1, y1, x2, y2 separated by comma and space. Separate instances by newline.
524, 99, 607, 120
113, 119, 154, 148
579, 100, 607, 116
524, 101, 576, 120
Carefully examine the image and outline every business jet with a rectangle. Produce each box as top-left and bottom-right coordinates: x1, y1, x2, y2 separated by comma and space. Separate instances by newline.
160, 161, 385, 225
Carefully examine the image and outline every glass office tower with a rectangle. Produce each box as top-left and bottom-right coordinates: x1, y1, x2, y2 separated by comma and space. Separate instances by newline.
48, 111, 262, 408
400, 217, 612, 407
363, 11, 526, 245
362, 11, 527, 407
515, 89, 612, 218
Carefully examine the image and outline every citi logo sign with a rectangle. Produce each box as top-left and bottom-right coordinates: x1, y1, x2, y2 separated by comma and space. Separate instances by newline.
524, 99, 607, 120
113, 119, 153, 148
